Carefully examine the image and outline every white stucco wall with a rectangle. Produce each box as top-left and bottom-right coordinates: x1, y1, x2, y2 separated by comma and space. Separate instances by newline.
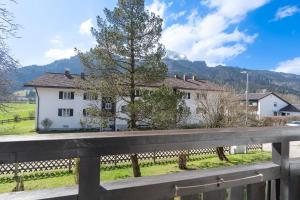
257, 94, 288, 117
36, 87, 222, 131
36, 88, 101, 130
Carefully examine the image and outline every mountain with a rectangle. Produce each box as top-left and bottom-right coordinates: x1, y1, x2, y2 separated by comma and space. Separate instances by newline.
10, 56, 300, 96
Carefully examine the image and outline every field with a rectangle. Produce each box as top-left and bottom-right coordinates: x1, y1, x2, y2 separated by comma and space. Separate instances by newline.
0, 103, 35, 120
0, 103, 36, 135
0, 151, 271, 193
0, 120, 36, 135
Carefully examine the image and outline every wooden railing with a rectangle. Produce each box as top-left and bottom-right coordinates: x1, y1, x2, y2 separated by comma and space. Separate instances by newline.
0, 127, 300, 199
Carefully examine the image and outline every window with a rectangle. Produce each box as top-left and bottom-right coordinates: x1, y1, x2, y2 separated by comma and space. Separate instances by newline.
83, 92, 98, 100
183, 92, 191, 99
197, 93, 207, 100
274, 102, 277, 107
105, 103, 112, 110
121, 105, 127, 112
58, 108, 74, 117
187, 93, 191, 99
135, 89, 141, 97
59, 91, 74, 100
83, 109, 88, 117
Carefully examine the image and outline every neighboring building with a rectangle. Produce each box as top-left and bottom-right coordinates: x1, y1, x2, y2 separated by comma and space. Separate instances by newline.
25, 71, 225, 131
235, 92, 300, 118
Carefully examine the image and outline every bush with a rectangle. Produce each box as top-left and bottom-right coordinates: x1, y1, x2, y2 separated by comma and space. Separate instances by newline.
41, 118, 53, 130
28, 111, 35, 119
13, 114, 21, 122
259, 116, 300, 127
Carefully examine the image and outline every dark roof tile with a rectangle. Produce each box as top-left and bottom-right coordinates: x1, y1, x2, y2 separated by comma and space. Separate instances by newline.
24, 73, 224, 91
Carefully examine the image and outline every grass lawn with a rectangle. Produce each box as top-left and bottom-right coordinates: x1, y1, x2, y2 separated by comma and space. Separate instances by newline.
0, 103, 35, 120
0, 151, 271, 193
0, 120, 36, 135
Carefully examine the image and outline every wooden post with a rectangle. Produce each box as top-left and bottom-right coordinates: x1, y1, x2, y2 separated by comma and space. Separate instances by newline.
272, 141, 290, 200
289, 160, 300, 200
78, 156, 100, 200
68, 158, 72, 172
153, 151, 156, 164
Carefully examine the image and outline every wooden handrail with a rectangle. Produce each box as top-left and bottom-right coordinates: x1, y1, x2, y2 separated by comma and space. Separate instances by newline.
0, 127, 300, 199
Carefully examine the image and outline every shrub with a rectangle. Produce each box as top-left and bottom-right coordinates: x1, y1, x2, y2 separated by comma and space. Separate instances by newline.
13, 114, 21, 122
28, 111, 35, 119
41, 118, 53, 130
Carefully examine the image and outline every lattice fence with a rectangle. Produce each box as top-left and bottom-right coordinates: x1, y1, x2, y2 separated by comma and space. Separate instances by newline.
0, 145, 262, 175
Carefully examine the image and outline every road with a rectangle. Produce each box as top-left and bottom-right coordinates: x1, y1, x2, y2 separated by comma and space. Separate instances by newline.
263, 141, 300, 158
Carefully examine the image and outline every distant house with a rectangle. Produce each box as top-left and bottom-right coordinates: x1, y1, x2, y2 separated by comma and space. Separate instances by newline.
235, 92, 300, 118
25, 70, 225, 131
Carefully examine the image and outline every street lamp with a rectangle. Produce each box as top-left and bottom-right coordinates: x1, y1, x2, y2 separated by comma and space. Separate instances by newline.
241, 71, 248, 126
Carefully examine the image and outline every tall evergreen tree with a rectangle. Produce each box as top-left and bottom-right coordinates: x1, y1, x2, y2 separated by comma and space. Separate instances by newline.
78, 0, 167, 177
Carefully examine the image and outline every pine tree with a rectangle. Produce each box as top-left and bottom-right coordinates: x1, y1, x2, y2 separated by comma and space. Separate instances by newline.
78, 0, 167, 177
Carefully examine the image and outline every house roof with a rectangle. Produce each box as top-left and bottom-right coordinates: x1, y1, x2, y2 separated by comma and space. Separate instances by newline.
234, 92, 290, 105
280, 104, 300, 112
235, 92, 273, 101
24, 72, 225, 92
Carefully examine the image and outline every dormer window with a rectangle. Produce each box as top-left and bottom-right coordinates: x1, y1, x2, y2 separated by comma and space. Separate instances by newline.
274, 102, 277, 107
59, 91, 74, 100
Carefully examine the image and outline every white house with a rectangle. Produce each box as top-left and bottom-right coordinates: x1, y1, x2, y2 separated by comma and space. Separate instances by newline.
25, 70, 225, 131
235, 92, 300, 118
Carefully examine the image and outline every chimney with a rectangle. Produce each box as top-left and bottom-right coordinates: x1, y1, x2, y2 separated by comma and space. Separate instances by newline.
183, 74, 187, 81
192, 75, 196, 80
80, 72, 85, 79
174, 74, 178, 79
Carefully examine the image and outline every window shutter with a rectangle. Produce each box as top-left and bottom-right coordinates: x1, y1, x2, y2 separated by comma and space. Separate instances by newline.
188, 93, 191, 99
70, 109, 74, 116
71, 92, 74, 99
83, 93, 87, 100
59, 91, 63, 99
83, 109, 86, 116
58, 109, 62, 116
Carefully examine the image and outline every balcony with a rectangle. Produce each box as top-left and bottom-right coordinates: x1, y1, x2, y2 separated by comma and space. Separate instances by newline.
0, 127, 300, 200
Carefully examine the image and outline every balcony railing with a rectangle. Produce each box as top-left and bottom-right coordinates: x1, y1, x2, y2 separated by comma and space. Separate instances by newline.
0, 127, 300, 200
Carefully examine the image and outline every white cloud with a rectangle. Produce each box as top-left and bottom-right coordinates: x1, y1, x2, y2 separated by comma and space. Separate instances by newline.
79, 18, 93, 35
146, 0, 173, 20
274, 57, 300, 74
50, 35, 63, 46
274, 5, 299, 20
169, 11, 185, 21
161, 0, 268, 65
45, 48, 76, 60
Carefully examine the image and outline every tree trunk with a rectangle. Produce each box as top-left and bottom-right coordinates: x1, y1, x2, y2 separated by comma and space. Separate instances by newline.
178, 152, 188, 169
216, 147, 229, 162
130, 153, 141, 177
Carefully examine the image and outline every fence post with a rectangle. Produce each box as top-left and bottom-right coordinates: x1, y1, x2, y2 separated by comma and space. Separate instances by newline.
68, 159, 72, 172
114, 155, 117, 166
272, 141, 290, 200
153, 151, 156, 164
78, 156, 100, 200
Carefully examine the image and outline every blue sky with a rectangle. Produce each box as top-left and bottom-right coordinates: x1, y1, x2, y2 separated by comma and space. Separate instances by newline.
6, 0, 300, 74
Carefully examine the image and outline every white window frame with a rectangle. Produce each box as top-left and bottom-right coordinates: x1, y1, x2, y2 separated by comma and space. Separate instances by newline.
61, 108, 73, 117
61, 92, 74, 100
105, 103, 112, 110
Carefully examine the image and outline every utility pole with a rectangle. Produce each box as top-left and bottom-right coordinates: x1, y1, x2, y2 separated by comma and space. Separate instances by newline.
241, 71, 249, 126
